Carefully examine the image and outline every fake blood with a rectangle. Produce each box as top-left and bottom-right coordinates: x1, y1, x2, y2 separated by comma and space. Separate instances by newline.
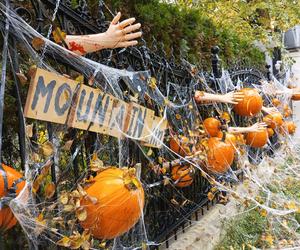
69, 41, 86, 54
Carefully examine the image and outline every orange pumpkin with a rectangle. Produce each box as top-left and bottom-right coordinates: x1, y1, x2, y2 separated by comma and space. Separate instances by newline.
80, 168, 144, 239
272, 98, 281, 107
292, 94, 300, 101
246, 129, 268, 148
171, 165, 194, 188
233, 88, 263, 116
263, 113, 283, 129
0, 164, 25, 231
267, 128, 274, 137
206, 137, 235, 174
281, 121, 297, 135
203, 118, 221, 137
169, 136, 190, 156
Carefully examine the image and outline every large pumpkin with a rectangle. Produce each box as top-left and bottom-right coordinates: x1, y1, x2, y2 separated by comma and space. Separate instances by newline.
233, 88, 263, 116
171, 165, 194, 188
263, 113, 283, 129
80, 168, 144, 239
0, 164, 25, 232
203, 118, 221, 137
169, 136, 190, 156
206, 137, 235, 174
281, 121, 297, 135
246, 129, 268, 148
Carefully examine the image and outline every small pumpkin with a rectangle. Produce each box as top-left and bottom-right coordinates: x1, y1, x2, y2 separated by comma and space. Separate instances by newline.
80, 168, 144, 239
246, 129, 268, 148
233, 88, 263, 116
263, 112, 283, 129
169, 136, 191, 156
0, 164, 25, 232
281, 121, 297, 135
206, 137, 235, 174
171, 165, 194, 188
292, 94, 300, 101
203, 117, 221, 137
267, 128, 275, 137
272, 98, 281, 107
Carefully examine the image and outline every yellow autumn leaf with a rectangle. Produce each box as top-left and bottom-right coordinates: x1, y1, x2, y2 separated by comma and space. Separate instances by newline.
147, 148, 153, 156
57, 236, 71, 248
265, 234, 274, 246
64, 204, 75, 212
75, 75, 84, 84
175, 114, 181, 120
52, 27, 66, 44
148, 77, 157, 89
260, 209, 268, 217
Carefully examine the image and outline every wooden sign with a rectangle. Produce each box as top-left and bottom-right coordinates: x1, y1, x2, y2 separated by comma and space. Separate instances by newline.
24, 68, 168, 147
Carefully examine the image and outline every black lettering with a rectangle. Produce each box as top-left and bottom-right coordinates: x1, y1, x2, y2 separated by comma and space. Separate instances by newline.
133, 108, 147, 138
110, 104, 126, 130
54, 83, 72, 116
92, 93, 110, 125
31, 76, 56, 113
127, 106, 139, 136
77, 89, 94, 122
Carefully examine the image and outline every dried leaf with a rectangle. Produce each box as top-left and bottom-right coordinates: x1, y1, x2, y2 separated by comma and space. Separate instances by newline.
163, 178, 170, 186
171, 198, 179, 206
52, 27, 66, 44
32, 37, 45, 50
64, 204, 75, 212
60, 193, 69, 205
62, 140, 73, 150
40, 141, 54, 157
16, 72, 28, 85
148, 77, 157, 89
265, 234, 274, 246
76, 207, 87, 222
27, 65, 37, 78
260, 209, 268, 217
57, 236, 71, 248
26, 124, 33, 138
147, 148, 153, 157
175, 114, 181, 120
90, 154, 104, 172
207, 192, 214, 201
75, 75, 84, 84
45, 182, 56, 199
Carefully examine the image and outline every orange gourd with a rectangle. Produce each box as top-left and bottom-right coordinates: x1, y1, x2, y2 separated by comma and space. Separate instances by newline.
272, 98, 281, 107
292, 94, 300, 101
267, 128, 274, 137
233, 88, 263, 116
171, 165, 194, 188
246, 129, 268, 148
203, 118, 221, 137
281, 121, 297, 135
169, 136, 190, 156
0, 164, 25, 232
206, 137, 235, 174
263, 113, 283, 129
80, 168, 144, 239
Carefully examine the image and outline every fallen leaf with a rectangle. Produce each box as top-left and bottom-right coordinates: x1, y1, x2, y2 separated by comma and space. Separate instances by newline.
147, 148, 153, 157
148, 77, 157, 89
57, 236, 71, 248
62, 140, 73, 150
40, 141, 54, 157
32, 37, 45, 50
52, 27, 66, 44
16, 72, 28, 85
207, 192, 214, 201
76, 207, 87, 221
45, 182, 56, 199
26, 124, 33, 138
60, 193, 69, 205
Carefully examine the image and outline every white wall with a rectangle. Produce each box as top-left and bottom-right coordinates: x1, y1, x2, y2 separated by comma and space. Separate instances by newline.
289, 51, 300, 140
